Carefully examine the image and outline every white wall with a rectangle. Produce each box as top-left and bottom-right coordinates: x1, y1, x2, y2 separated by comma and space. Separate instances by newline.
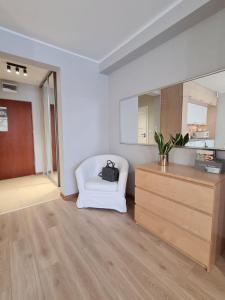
0, 83, 44, 173
0, 29, 109, 195
108, 8, 225, 194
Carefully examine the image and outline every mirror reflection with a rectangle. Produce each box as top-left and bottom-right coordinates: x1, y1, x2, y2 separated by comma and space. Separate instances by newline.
42, 72, 59, 185
120, 70, 225, 150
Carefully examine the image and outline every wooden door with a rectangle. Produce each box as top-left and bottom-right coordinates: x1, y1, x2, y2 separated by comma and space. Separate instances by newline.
160, 83, 183, 141
50, 104, 57, 171
0, 99, 35, 180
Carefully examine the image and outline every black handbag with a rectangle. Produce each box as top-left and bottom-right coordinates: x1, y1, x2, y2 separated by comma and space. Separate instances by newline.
98, 160, 119, 182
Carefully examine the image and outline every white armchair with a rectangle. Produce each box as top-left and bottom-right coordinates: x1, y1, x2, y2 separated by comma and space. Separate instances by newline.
75, 154, 129, 212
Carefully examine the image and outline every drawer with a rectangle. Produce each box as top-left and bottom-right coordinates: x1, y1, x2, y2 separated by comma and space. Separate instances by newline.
135, 169, 214, 214
135, 205, 210, 267
135, 188, 212, 241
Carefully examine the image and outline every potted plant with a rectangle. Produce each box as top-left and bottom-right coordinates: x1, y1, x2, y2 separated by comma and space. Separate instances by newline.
170, 133, 189, 146
154, 132, 189, 166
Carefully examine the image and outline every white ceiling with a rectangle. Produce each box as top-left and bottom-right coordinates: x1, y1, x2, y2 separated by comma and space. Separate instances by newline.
0, 0, 178, 61
194, 71, 225, 94
0, 57, 48, 86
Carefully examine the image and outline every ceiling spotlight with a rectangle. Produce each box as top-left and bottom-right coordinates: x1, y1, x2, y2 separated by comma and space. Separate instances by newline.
23, 68, 27, 76
7, 65, 11, 73
15, 66, 20, 75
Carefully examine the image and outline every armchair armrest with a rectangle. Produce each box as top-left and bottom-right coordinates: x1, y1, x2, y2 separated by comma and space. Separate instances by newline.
75, 158, 96, 191
118, 161, 129, 194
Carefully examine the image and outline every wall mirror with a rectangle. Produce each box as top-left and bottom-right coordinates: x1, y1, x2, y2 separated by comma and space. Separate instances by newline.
120, 69, 225, 150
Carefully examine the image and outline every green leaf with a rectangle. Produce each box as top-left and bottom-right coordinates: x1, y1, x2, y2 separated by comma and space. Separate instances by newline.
183, 133, 189, 145
155, 132, 176, 154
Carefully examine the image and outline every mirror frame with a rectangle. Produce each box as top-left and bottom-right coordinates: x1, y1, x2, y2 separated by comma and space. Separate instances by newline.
119, 68, 225, 151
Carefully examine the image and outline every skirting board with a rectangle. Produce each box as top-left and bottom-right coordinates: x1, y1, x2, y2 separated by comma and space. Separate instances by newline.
126, 193, 134, 202
60, 192, 78, 201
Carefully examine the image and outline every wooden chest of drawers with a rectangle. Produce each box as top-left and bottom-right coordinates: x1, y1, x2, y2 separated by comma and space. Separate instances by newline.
135, 162, 225, 271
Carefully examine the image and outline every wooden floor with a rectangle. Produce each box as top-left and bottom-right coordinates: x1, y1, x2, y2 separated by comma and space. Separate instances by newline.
1, 199, 225, 300
0, 175, 59, 215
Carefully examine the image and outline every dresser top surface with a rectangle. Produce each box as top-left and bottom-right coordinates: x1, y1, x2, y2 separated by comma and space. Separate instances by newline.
136, 162, 225, 186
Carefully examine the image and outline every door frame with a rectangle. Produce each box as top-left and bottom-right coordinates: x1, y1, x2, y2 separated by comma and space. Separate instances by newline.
40, 71, 60, 187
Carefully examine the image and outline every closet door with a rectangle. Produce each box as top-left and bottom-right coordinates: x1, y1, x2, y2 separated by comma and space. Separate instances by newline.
42, 72, 59, 186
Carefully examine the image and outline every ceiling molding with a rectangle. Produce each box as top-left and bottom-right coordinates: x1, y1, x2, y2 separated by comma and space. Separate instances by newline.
0, 26, 99, 64
0, 0, 224, 73
99, 0, 183, 63
99, 0, 225, 74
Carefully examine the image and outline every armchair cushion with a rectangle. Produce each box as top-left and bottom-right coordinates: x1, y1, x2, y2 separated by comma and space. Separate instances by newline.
85, 176, 118, 192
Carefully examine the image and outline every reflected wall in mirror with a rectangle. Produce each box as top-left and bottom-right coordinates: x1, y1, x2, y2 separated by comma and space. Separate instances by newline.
120, 90, 160, 145
120, 69, 225, 150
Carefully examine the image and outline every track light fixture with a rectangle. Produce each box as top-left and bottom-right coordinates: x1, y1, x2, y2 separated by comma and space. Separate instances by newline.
15, 66, 20, 75
6, 62, 28, 77
7, 65, 11, 73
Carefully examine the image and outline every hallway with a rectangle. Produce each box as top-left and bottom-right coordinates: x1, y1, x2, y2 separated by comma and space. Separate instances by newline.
0, 175, 60, 215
